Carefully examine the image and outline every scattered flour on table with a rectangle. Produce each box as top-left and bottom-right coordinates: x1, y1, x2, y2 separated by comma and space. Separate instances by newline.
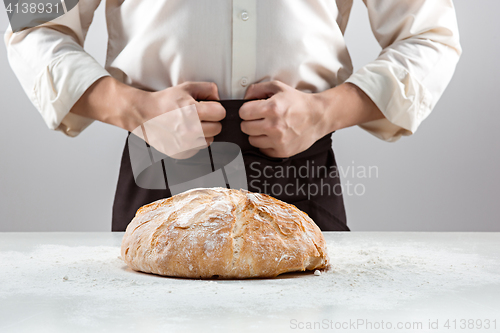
324, 242, 498, 309
0, 241, 498, 312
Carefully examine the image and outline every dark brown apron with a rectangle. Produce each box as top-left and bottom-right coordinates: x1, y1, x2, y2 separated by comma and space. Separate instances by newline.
112, 100, 348, 231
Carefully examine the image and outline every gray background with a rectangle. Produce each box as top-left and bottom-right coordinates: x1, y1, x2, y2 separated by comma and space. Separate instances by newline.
0, 0, 498, 232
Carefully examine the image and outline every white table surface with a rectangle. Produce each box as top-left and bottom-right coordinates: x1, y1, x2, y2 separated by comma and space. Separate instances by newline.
0, 232, 499, 333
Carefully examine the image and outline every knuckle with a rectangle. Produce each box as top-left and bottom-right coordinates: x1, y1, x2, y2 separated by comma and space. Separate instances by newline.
266, 102, 278, 116
266, 121, 277, 133
270, 101, 284, 116
262, 122, 272, 134
275, 131, 286, 146
269, 119, 284, 134
270, 123, 281, 135
271, 80, 283, 89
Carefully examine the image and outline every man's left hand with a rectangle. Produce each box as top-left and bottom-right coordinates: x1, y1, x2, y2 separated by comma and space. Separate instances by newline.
240, 80, 328, 158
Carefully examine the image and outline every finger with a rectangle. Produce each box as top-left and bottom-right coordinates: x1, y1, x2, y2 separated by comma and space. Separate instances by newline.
244, 80, 283, 100
206, 137, 214, 146
197, 101, 226, 121
183, 82, 220, 100
248, 135, 273, 149
171, 148, 202, 160
239, 100, 269, 120
201, 121, 222, 137
259, 148, 282, 158
240, 119, 267, 136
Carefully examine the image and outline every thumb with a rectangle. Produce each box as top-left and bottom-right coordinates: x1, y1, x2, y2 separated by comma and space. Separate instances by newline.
184, 82, 220, 101
244, 81, 283, 100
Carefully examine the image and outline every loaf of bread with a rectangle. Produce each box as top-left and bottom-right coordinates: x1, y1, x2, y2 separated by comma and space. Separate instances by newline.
121, 188, 328, 279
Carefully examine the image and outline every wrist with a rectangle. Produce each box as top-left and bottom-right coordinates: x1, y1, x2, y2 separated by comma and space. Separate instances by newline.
71, 76, 149, 132
313, 88, 342, 135
315, 83, 385, 134
105, 78, 151, 132
121, 84, 151, 132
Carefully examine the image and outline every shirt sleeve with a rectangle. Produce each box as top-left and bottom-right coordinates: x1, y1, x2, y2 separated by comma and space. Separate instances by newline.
4, 1, 111, 137
345, 0, 462, 142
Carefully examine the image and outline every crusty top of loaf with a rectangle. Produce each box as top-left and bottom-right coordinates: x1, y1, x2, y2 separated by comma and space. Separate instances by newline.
121, 188, 328, 279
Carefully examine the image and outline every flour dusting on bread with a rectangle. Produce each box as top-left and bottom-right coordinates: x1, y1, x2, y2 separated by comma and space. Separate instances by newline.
121, 188, 329, 279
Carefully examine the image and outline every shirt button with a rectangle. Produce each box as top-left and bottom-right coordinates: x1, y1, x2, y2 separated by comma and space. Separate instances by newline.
241, 11, 249, 21
240, 77, 249, 87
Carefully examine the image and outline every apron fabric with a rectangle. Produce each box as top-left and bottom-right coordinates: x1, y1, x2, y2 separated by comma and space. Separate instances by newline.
112, 100, 348, 231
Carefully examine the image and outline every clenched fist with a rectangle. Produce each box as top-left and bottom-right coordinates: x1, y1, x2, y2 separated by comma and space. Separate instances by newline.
240, 80, 329, 158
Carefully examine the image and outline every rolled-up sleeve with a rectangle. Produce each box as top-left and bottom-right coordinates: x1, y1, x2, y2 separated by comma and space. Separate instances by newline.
346, 0, 462, 142
4, 1, 110, 137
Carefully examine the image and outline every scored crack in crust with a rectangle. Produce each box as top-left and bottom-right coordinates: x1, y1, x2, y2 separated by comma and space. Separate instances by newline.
121, 188, 329, 279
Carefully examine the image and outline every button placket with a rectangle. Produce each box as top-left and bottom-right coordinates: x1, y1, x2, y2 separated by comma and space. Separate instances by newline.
231, 0, 256, 98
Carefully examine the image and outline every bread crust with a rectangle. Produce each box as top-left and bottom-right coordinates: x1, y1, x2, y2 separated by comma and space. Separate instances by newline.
121, 188, 329, 279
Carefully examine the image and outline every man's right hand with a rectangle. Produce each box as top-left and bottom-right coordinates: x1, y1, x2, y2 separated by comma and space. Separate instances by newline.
70, 77, 226, 158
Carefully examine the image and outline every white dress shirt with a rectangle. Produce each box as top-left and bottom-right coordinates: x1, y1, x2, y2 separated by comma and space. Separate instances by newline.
4, 0, 461, 141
